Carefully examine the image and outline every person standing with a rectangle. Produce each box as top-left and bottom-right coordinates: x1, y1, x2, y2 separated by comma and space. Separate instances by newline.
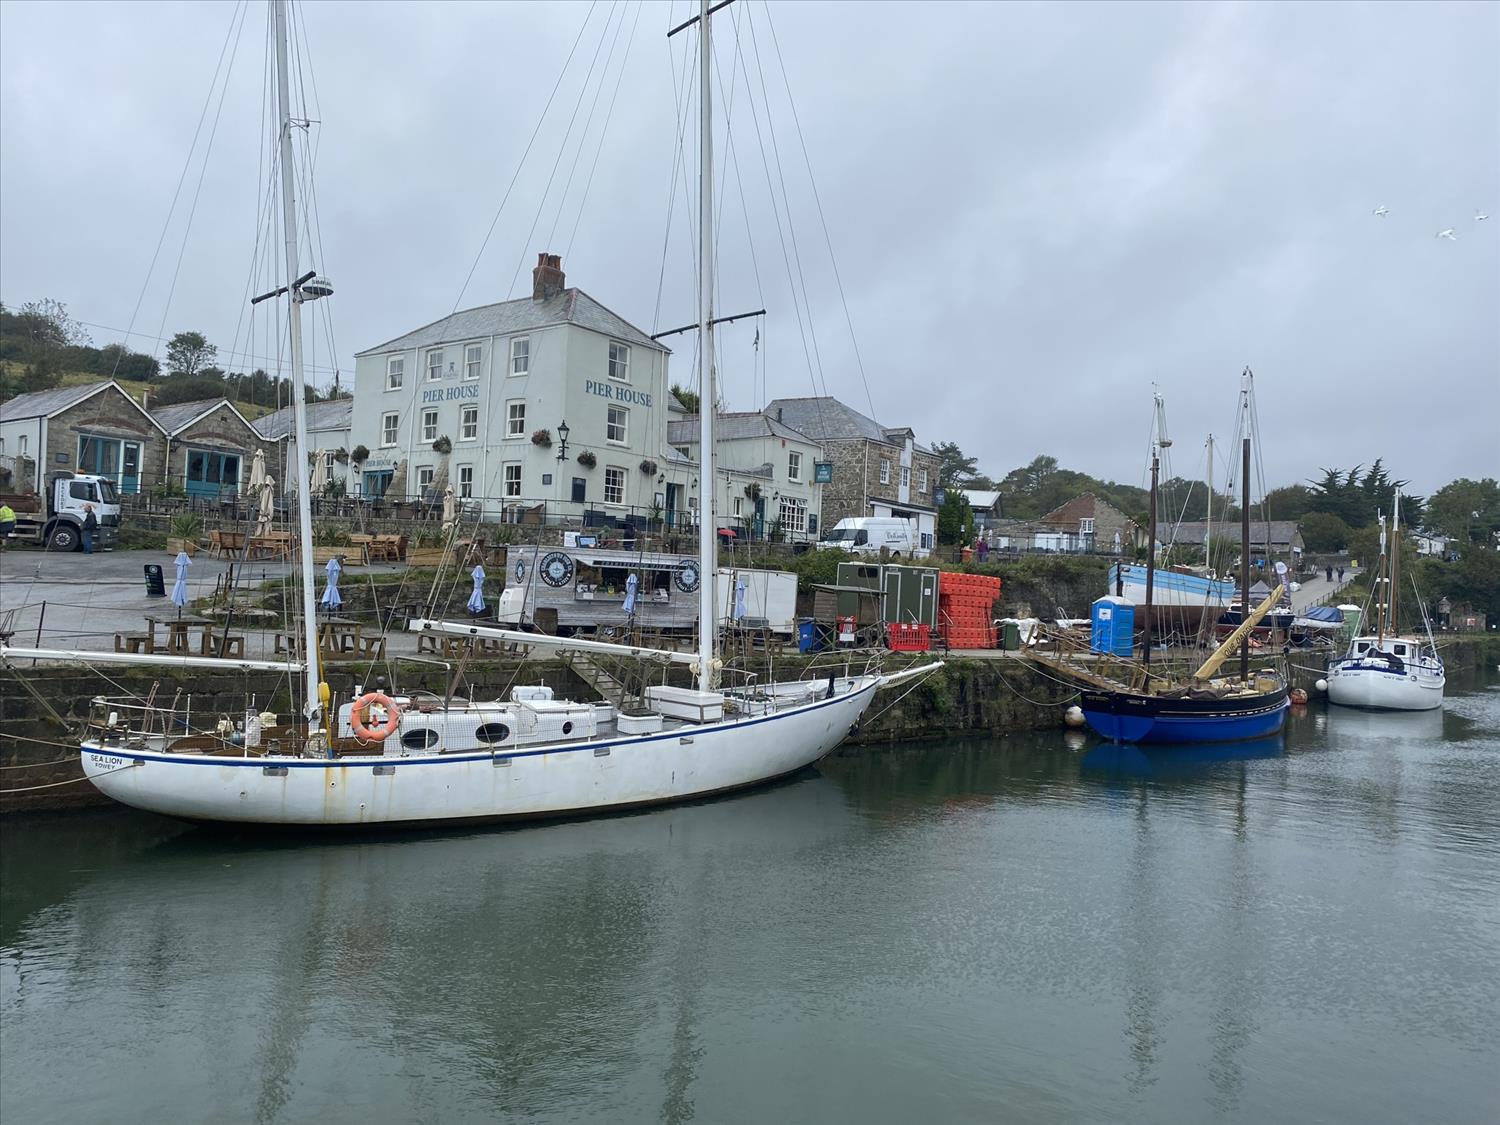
0, 502, 15, 550
82, 504, 98, 554
1337, 566, 1344, 583
1326, 565, 1333, 583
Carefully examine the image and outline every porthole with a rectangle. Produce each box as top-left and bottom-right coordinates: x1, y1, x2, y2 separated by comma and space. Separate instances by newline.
475, 722, 511, 744
401, 727, 441, 751
562, 721, 574, 735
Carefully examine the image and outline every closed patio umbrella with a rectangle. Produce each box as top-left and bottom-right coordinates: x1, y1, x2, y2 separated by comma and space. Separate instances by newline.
255, 476, 276, 536
467, 564, 486, 616
171, 551, 191, 612
320, 555, 343, 611
309, 450, 329, 495
441, 487, 456, 535
733, 574, 748, 621
247, 448, 266, 493
623, 572, 638, 615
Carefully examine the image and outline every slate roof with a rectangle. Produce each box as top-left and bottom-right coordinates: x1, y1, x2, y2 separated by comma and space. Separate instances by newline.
149, 398, 259, 438
0, 381, 115, 422
252, 397, 355, 441
355, 289, 665, 356
666, 411, 818, 446
764, 396, 931, 453
963, 489, 1002, 512
1174, 521, 1303, 547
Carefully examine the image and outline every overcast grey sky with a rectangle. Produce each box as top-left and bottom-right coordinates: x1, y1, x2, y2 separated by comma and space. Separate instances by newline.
2, 0, 1496, 495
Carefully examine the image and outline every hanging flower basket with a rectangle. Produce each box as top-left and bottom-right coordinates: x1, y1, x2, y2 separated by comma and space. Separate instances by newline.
432, 435, 453, 455
334, 447, 350, 464
351, 444, 370, 464
531, 429, 552, 447
576, 450, 597, 469
744, 482, 762, 501
639, 459, 658, 476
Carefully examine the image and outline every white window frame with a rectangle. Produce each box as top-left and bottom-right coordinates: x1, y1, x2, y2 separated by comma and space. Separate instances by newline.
734, 496, 743, 518
919, 468, 928, 493
607, 340, 630, 382
460, 405, 479, 441
1080, 517, 1095, 534
506, 400, 526, 438
503, 462, 522, 498
426, 348, 444, 382
606, 405, 628, 445
464, 343, 482, 381
787, 451, 802, 482
779, 495, 808, 536
603, 465, 626, 505
323, 451, 336, 475
901, 465, 911, 489
381, 412, 399, 447
510, 336, 529, 377
879, 458, 891, 485
417, 465, 435, 490
386, 355, 404, 391
458, 464, 474, 499
421, 409, 438, 443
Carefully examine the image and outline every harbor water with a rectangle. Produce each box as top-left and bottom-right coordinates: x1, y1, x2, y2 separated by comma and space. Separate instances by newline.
3, 678, 1497, 1124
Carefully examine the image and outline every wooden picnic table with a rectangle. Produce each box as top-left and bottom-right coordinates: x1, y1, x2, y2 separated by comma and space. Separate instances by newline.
143, 613, 215, 655
208, 530, 247, 558
274, 616, 386, 661
247, 532, 295, 560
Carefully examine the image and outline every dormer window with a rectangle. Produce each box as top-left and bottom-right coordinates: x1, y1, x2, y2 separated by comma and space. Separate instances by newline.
1080, 518, 1095, 534
426, 348, 444, 381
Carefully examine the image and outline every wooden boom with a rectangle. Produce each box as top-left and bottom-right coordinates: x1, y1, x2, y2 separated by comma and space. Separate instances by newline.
1192, 583, 1285, 682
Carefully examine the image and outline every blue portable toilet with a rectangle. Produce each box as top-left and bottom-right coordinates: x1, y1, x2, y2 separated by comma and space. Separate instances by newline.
1091, 595, 1135, 657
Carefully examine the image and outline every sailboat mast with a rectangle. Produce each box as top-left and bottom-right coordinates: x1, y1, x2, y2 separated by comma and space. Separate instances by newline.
695, 0, 718, 694
1239, 435, 1251, 682
1389, 493, 1401, 636
1204, 434, 1213, 570
273, 0, 324, 733
1142, 451, 1158, 670
1376, 512, 1388, 645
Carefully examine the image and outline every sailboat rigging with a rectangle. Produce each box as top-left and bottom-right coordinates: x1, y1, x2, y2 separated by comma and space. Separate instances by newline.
64, 0, 940, 827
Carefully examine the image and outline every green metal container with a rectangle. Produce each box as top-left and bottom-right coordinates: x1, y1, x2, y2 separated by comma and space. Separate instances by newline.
834, 562, 940, 627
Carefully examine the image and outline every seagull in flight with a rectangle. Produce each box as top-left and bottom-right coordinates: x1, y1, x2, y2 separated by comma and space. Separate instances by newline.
1476, 211, 1489, 222
1436, 229, 1458, 240
1372, 206, 1389, 217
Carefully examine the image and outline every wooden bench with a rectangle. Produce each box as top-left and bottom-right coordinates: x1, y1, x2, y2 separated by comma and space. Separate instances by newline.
203, 633, 246, 658
114, 632, 152, 654
208, 530, 246, 558
358, 635, 387, 660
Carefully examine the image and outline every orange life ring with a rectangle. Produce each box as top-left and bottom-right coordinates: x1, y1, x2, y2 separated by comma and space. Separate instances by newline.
350, 692, 401, 742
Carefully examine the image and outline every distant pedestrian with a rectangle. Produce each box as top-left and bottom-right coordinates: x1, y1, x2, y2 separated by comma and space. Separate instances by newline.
1337, 566, 1344, 583
0, 502, 14, 549
82, 504, 98, 554
1326, 565, 1333, 583
977, 538, 990, 563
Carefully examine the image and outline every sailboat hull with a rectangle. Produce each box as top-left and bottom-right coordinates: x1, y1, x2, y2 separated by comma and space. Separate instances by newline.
1326, 662, 1444, 711
79, 679, 880, 827
1078, 685, 1290, 744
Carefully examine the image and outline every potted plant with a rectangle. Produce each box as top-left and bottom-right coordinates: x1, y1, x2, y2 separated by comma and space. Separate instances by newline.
639, 458, 658, 476
432, 435, 452, 455
576, 450, 597, 469
350, 444, 370, 465
531, 428, 552, 448
166, 512, 203, 556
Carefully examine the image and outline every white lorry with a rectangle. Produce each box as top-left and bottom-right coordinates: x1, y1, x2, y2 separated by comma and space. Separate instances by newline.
0, 472, 121, 551
817, 516, 924, 558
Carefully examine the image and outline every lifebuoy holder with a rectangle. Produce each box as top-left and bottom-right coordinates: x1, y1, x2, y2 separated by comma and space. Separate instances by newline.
350, 692, 401, 742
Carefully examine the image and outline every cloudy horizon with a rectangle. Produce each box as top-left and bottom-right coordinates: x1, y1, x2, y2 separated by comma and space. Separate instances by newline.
1, 0, 1495, 496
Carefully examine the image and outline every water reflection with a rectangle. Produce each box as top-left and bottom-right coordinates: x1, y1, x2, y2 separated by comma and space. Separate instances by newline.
1079, 736, 1286, 779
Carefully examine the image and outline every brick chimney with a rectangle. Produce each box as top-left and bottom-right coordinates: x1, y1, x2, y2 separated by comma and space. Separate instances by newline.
532, 253, 565, 301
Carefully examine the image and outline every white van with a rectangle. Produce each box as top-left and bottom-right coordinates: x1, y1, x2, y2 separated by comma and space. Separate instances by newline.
818, 517, 923, 558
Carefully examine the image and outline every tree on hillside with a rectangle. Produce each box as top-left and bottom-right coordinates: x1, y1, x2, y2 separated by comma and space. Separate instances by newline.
165, 331, 216, 378
930, 441, 994, 489
936, 489, 973, 546
1262, 484, 1314, 521
152, 374, 228, 406
1425, 478, 1500, 544
95, 343, 160, 381
669, 383, 700, 414
2, 298, 91, 350
1299, 511, 1351, 552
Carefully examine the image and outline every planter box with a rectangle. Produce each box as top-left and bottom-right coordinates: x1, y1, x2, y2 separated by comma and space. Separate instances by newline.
166, 538, 199, 557
405, 547, 449, 566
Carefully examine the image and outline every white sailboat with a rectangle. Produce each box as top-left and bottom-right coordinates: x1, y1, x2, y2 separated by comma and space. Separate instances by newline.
1326, 494, 1444, 711
66, 0, 938, 826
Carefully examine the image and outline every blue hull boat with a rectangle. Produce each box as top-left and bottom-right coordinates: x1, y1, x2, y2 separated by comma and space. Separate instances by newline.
1079, 683, 1290, 744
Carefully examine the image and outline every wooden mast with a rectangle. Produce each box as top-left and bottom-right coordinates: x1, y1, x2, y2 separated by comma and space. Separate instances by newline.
1142, 450, 1158, 671
1239, 435, 1251, 682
